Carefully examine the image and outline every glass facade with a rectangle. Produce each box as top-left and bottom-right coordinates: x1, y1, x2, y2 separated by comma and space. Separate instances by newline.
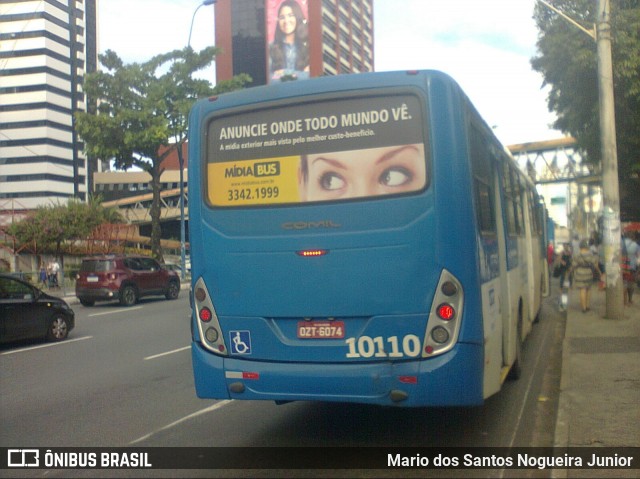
232, 0, 267, 86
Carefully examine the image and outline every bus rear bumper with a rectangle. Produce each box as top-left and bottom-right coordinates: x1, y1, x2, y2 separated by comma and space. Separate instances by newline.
192, 341, 483, 407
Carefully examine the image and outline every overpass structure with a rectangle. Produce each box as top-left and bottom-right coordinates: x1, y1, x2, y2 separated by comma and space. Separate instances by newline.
508, 137, 600, 185
101, 187, 187, 224
508, 137, 602, 235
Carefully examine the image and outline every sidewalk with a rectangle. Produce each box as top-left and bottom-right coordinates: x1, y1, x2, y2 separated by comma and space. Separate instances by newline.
554, 285, 640, 476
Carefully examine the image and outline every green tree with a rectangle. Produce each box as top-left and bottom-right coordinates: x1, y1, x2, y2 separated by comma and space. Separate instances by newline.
75, 48, 250, 261
8, 198, 122, 258
531, 0, 640, 220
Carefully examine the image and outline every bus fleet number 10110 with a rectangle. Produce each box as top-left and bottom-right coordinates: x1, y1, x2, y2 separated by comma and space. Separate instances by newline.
345, 334, 422, 359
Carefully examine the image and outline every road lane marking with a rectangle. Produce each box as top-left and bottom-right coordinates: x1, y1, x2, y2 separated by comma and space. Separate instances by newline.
144, 346, 191, 361
507, 320, 552, 448
129, 400, 233, 445
498, 311, 554, 479
0, 336, 93, 356
88, 306, 143, 317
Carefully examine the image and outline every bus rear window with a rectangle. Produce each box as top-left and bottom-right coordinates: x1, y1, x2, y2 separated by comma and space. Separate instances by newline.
206, 93, 429, 207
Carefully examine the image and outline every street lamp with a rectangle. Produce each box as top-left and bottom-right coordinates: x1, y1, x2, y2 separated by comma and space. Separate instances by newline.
180, 0, 216, 280
188, 0, 216, 50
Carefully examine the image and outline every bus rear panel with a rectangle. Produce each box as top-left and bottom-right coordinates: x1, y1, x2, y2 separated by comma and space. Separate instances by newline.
189, 70, 540, 407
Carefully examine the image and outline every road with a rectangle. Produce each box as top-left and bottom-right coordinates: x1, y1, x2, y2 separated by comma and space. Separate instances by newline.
0, 294, 565, 477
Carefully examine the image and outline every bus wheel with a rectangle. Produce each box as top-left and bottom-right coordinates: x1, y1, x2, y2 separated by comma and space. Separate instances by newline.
508, 315, 523, 380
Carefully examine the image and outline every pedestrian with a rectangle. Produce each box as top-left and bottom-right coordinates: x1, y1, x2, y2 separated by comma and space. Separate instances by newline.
622, 232, 639, 305
556, 243, 572, 292
547, 241, 555, 267
39, 264, 47, 287
571, 240, 602, 313
50, 259, 60, 288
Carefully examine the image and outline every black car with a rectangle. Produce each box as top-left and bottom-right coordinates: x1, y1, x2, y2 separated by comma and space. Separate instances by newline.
0, 273, 75, 343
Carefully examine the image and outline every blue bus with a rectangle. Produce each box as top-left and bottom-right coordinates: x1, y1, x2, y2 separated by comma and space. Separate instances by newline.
188, 70, 547, 407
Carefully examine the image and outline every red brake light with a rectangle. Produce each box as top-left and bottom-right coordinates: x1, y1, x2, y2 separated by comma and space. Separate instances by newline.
199, 307, 213, 322
437, 303, 455, 321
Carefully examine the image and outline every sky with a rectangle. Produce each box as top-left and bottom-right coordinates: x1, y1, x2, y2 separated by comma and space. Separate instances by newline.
97, 0, 564, 147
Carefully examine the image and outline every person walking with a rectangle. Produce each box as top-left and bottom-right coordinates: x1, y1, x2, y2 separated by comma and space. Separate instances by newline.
571, 240, 602, 313
622, 232, 639, 305
39, 264, 47, 288
556, 244, 572, 292
50, 259, 60, 288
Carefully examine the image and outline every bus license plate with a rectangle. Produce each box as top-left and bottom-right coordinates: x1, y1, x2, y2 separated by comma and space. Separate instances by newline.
297, 321, 345, 339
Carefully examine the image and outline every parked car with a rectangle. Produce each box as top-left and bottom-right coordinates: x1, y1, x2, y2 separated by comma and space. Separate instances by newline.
0, 273, 74, 343
163, 263, 183, 274
75, 255, 180, 307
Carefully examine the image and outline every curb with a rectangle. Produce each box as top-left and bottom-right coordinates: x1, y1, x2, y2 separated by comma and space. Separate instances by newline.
551, 304, 569, 479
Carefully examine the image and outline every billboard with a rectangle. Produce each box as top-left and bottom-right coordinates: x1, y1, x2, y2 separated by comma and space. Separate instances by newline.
266, 0, 310, 83
207, 93, 429, 207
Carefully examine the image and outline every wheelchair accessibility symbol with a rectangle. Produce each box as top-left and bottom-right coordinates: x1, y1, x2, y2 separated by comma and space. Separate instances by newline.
229, 330, 252, 355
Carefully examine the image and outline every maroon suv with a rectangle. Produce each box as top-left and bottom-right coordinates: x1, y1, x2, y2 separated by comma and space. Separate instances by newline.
75, 255, 180, 307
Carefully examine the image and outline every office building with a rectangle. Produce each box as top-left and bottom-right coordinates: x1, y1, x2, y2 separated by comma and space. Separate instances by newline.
0, 0, 97, 214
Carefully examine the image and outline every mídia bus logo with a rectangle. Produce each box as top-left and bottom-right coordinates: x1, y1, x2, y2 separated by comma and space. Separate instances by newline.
224, 161, 280, 178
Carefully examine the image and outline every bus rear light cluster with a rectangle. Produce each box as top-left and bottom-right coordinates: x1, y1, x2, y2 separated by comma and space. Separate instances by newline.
422, 270, 463, 357
193, 277, 228, 356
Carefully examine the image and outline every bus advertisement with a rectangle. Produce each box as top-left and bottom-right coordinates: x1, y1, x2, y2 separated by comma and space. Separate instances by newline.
188, 70, 547, 407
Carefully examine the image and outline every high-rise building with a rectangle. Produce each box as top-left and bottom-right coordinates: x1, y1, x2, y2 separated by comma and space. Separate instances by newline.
214, 0, 373, 86
0, 0, 97, 213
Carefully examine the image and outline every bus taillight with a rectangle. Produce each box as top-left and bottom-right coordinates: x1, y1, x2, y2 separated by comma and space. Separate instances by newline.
422, 269, 463, 357
195, 287, 207, 302
436, 303, 455, 321
431, 326, 450, 344
204, 327, 218, 342
441, 281, 458, 296
199, 307, 212, 322
193, 277, 228, 356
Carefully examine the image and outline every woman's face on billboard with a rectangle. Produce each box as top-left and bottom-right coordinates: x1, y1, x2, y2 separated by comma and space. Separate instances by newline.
278, 6, 297, 36
299, 144, 426, 201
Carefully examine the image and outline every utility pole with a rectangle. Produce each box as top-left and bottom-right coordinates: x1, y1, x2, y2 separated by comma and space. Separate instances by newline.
537, 0, 623, 318
596, 0, 623, 319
